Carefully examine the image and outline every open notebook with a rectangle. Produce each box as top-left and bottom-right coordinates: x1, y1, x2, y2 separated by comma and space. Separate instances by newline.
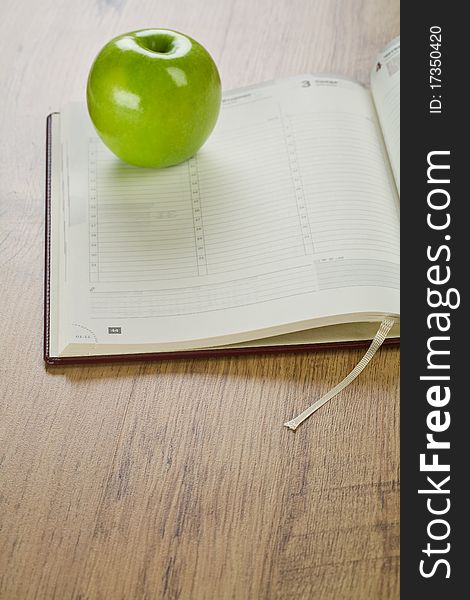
44, 37, 400, 364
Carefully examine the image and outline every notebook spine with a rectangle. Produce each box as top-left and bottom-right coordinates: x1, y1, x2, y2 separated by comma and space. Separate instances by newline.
44, 114, 56, 365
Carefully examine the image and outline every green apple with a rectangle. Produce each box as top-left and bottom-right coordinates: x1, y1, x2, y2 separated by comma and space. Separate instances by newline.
86, 29, 221, 168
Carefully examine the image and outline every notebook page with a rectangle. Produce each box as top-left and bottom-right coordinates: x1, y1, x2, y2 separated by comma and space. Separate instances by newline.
59, 77, 399, 353
371, 37, 400, 192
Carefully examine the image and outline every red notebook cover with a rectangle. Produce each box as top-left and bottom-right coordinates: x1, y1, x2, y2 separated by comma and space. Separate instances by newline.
44, 114, 399, 365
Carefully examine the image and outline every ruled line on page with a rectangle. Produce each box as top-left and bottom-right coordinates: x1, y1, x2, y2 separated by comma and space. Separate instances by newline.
89, 258, 398, 318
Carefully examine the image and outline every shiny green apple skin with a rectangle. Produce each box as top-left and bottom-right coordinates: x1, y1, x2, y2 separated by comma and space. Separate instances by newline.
86, 29, 221, 168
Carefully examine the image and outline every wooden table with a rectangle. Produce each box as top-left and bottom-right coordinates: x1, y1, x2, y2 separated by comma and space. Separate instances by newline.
0, 1, 400, 598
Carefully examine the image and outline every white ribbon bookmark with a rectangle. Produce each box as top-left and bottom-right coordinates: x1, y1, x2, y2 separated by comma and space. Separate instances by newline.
284, 317, 395, 431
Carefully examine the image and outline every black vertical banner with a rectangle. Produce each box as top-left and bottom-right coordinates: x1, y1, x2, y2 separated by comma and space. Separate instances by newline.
401, 3, 467, 596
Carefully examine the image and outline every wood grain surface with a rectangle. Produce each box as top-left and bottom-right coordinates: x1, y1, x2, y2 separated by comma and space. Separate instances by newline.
0, 1, 400, 598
